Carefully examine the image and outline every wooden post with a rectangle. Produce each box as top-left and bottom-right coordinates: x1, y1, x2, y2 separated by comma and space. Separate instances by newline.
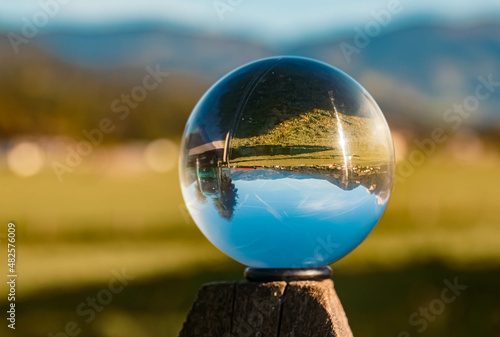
179, 279, 353, 337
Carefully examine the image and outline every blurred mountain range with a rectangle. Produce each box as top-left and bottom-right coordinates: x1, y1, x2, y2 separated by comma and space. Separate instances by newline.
1, 20, 499, 139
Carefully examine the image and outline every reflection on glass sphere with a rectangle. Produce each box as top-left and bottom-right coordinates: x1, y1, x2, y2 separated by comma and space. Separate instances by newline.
179, 56, 394, 268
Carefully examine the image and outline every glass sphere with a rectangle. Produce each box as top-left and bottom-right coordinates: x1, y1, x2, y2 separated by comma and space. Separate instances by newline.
179, 56, 394, 268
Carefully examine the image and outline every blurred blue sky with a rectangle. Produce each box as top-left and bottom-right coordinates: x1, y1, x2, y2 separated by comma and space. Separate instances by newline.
1, 0, 499, 45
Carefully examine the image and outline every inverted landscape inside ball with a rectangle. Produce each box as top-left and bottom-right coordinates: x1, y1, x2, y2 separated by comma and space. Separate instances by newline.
179, 56, 394, 268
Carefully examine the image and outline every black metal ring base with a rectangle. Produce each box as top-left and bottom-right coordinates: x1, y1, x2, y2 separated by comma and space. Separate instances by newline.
244, 266, 332, 282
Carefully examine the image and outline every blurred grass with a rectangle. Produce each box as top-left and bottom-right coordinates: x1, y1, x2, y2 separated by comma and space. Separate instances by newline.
0, 149, 500, 336
14, 264, 500, 337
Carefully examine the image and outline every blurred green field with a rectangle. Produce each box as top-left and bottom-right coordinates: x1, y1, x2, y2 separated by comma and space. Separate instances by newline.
1, 150, 500, 337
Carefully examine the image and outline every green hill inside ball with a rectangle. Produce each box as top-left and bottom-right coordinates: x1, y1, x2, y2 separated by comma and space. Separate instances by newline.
229, 109, 391, 168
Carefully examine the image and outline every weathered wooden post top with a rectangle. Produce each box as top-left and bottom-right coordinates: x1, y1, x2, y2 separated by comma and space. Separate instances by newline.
178, 56, 395, 336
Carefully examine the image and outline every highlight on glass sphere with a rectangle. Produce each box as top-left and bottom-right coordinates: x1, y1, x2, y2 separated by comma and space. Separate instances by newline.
179, 56, 394, 269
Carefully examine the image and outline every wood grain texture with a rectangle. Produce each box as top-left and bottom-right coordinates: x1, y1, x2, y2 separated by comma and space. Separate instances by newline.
230, 281, 287, 337
178, 282, 235, 337
178, 279, 353, 337
278, 280, 353, 337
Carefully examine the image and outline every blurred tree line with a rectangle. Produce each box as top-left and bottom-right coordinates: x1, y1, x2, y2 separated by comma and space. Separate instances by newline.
0, 41, 207, 142
1, 38, 500, 145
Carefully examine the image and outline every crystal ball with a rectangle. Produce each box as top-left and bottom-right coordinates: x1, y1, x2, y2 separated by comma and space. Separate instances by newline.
179, 56, 394, 268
